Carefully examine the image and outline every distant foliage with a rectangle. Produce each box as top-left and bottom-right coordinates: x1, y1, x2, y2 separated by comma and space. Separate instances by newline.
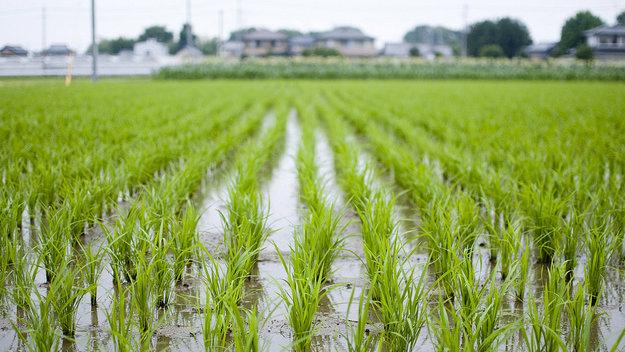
617, 10, 625, 26
96, 37, 136, 55
468, 18, 532, 58
302, 47, 342, 57
156, 59, 625, 81
409, 47, 420, 57
559, 11, 604, 54
575, 43, 594, 62
480, 44, 505, 58
138, 25, 174, 43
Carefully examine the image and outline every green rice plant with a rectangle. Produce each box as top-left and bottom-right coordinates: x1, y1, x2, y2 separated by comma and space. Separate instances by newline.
522, 263, 567, 352
152, 239, 174, 308
130, 253, 157, 348
499, 217, 522, 281
38, 204, 72, 283
300, 205, 344, 283
202, 253, 230, 349
515, 240, 531, 302
103, 205, 143, 283
375, 241, 428, 351
585, 219, 615, 306
276, 239, 335, 352
520, 183, 567, 264
11, 239, 34, 310
566, 284, 597, 352
49, 260, 90, 337
80, 243, 104, 307
106, 274, 134, 352
429, 296, 463, 352
344, 283, 377, 352
12, 279, 60, 352
228, 298, 262, 352
172, 202, 199, 283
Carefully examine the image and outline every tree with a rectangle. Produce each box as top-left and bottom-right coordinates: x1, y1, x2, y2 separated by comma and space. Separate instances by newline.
173, 23, 198, 53
617, 10, 625, 25
409, 47, 420, 57
480, 44, 505, 58
302, 47, 341, 57
559, 11, 604, 54
496, 18, 532, 57
138, 25, 173, 43
575, 43, 593, 62
95, 37, 135, 55
404, 25, 461, 45
467, 18, 532, 58
199, 38, 218, 55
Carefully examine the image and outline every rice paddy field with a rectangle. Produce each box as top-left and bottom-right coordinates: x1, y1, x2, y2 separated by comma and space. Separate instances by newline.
1, 79, 625, 352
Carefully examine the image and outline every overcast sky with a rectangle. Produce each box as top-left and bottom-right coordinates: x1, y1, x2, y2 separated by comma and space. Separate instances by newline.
1, 0, 623, 52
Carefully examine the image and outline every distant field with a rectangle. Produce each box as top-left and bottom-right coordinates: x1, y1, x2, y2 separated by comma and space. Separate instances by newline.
1, 79, 624, 351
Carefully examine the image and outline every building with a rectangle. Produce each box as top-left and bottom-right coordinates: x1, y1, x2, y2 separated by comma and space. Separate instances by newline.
0, 45, 28, 57
584, 25, 625, 60
382, 42, 453, 59
134, 38, 169, 58
219, 41, 244, 58
242, 29, 288, 57
316, 27, 376, 57
524, 42, 558, 59
289, 35, 315, 56
42, 44, 74, 56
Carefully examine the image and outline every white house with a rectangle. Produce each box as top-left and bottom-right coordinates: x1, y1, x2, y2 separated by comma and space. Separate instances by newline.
133, 39, 168, 58
584, 25, 625, 60
382, 42, 453, 59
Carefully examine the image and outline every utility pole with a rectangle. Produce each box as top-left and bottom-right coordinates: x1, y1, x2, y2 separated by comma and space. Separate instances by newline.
461, 4, 468, 57
90, 0, 97, 81
41, 6, 46, 52
185, 0, 194, 47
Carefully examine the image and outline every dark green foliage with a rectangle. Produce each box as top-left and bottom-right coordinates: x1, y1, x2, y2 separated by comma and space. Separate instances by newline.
467, 18, 532, 58
138, 25, 174, 43
302, 47, 341, 57
480, 44, 505, 58
559, 11, 604, 54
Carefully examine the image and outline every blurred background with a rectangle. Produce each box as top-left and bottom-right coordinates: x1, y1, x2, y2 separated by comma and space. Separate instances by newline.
1, 0, 624, 77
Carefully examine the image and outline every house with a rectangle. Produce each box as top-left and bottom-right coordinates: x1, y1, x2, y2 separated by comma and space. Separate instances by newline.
0, 45, 28, 57
176, 45, 203, 59
524, 42, 558, 59
316, 27, 376, 57
584, 25, 625, 60
289, 35, 315, 55
42, 44, 74, 56
242, 29, 288, 57
134, 38, 168, 58
382, 42, 453, 59
219, 41, 244, 58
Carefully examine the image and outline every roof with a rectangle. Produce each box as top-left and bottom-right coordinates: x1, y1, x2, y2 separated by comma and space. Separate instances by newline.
242, 29, 287, 41
318, 27, 374, 41
176, 45, 203, 57
290, 35, 315, 46
525, 42, 558, 53
43, 44, 73, 56
1, 45, 28, 55
584, 25, 625, 37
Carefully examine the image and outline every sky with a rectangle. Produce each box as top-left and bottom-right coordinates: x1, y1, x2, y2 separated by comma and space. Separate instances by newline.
1, 0, 623, 52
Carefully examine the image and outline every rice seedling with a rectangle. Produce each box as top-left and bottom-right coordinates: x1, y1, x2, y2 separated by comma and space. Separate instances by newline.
515, 240, 531, 302
106, 274, 134, 352
12, 279, 60, 352
130, 253, 157, 347
276, 239, 335, 352
344, 283, 377, 352
522, 263, 567, 352
152, 239, 174, 308
585, 219, 615, 306
567, 283, 597, 352
38, 204, 72, 283
172, 202, 199, 283
80, 243, 104, 307
49, 260, 90, 337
